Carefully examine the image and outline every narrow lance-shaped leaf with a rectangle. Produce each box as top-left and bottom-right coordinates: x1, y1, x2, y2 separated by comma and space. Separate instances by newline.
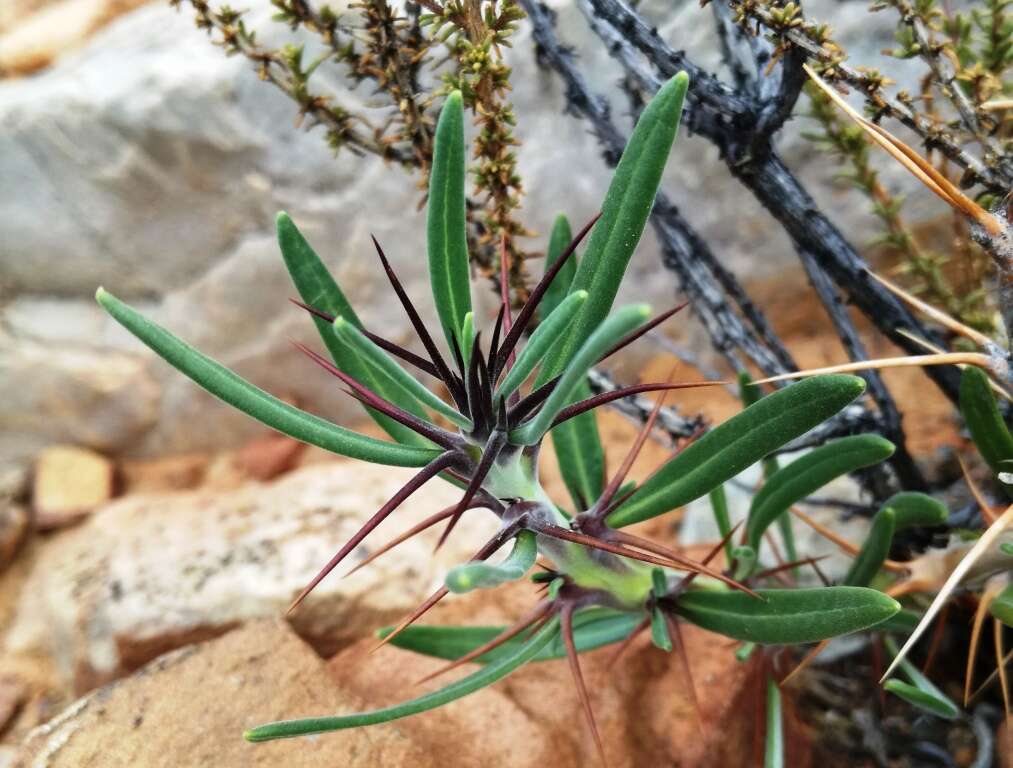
745, 434, 895, 553
539, 72, 689, 380
377, 609, 642, 664
276, 212, 432, 447
990, 583, 1013, 627
497, 291, 587, 397
673, 587, 900, 645
511, 305, 652, 445
333, 316, 470, 429
96, 289, 442, 468
427, 90, 471, 348
883, 491, 949, 529
883, 637, 960, 719
845, 492, 948, 588
608, 375, 868, 528
542, 214, 578, 317
960, 365, 1013, 497
709, 485, 734, 564
379, 609, 641, 664
764, 676, 784, 768
649, 568, 673, 651
884, 680, 960, 719
651, 606, 673, 651
244, 617, 561, 741
844, 508, 896, 588
740, 373, 796, 566
551, 380, 606, 511
461, 311, 475, 370
445, 531, 537, 593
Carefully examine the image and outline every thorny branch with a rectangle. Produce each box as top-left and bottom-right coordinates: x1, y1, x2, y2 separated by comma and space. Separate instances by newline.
523, 0, 916, 496
732, 0, 1013, 192
572, 0, 962, 409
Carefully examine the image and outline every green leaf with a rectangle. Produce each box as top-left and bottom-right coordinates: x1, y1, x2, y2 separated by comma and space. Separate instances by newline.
960, 366, 1013, 496
673, 587, 900, 645
745, 435, 894, 552
650, 606, 673, 651
542, 214, 578, 317
539, 72, 689, 380
96, 288, 441, 468
989, 583, 1013, 627
844, 508, 896, 587
333, 316, 469, 429
276, 212, 433, 447
880, 492, 949, 529
497, 290, 588, 398
445, 531, 537, 593
549, 379, 606, 510
244, 617, 561, 741
740, 373, 795, 565
277, 211, 361, 328
883, 636, 959, 719
461, 311, 475, 369
511, 304, 652, 445
876, 608, 921, 634
608, 376, 868, 528
709, 485, 735, 564
651, 567, 668, 597
884, 680, 960, 719
378, 608, 641, 664
845, 492, 947, 587
764, 677, 784, 768
427, 90, 471, 348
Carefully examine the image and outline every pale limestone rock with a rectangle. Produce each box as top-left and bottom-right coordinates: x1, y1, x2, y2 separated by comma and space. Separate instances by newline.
4, 460, 499, 692
31, 445, 113, 530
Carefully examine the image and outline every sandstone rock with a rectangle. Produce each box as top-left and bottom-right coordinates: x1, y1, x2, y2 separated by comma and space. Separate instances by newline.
5, 459, 499, 693
31, 446, 113, 530
13, 619, 568, 768
232, 434, 305, 482
0, 0, 151, 77
0, 676, 25, 735
0, 506, 29, 573
328, 594, 799, 768
117, 452, 209, 494
11, 606, 787, 767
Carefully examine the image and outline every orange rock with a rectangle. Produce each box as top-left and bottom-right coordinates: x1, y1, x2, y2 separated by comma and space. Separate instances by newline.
328, 581, 803, 768
0, 505, 29, 572
0, 0, 151, 77
118, 453, 208, 494
31, 446, 112, 530
234, 434, 306, 482
13, 620, 564, 767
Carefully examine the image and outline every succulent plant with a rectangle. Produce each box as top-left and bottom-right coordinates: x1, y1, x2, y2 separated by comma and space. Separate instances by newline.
97, 73, 901, 762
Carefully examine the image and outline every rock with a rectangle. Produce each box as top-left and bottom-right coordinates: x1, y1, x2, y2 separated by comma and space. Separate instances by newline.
328, 598, 793, 767
12, 619, 567, 768
232, 434, 305, 482
0, 0, 151, 77
117, 452, 208, 495
0, 0, 937, 462
11, 607, 792, 767
0, 465, 30, 572
0, 676, 25, 735
0, 332, 160, 465
0, 506, 29, 573
31, 446, 113, 531
4, 459, 499, 693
